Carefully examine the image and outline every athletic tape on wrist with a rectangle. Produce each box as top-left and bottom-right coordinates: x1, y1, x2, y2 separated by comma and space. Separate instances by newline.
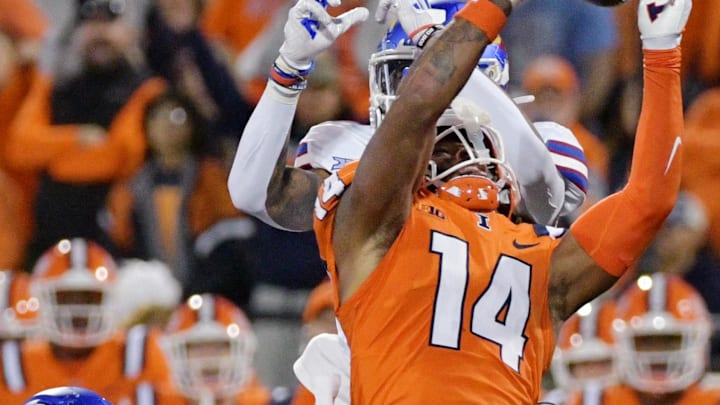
270, 58, 316, 90
415, 25, 444, 49
455, 0, 507, 41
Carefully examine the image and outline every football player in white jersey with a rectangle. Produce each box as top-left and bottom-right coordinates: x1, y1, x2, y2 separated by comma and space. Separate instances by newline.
228, 0, 589, 234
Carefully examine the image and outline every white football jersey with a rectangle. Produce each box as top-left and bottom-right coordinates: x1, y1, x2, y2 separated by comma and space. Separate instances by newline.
293, 72, 587, 225
294, 121, 373, 173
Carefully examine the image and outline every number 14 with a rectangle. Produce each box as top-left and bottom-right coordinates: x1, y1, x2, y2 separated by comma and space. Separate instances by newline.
429, 231, 531, 372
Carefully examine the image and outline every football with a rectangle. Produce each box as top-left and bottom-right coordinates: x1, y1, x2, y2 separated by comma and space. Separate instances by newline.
584, 0, 627, 6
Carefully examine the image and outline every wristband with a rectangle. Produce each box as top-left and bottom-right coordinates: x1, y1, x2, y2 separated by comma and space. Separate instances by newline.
270, 57, 316, 90
414, 25, 444, 49
455, 0, 507, 41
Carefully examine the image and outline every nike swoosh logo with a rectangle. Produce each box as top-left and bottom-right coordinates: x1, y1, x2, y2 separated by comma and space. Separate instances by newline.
664, 136, 682, 175
513, 240, 540, 250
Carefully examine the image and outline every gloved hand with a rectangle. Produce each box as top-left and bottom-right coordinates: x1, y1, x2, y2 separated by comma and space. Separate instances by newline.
638, 0, 692, 50
534, 121, 588, 219
375, 0, 446, 44
278, 0, 369, 72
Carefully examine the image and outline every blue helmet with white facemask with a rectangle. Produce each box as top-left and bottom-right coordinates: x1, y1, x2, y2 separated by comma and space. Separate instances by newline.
24, 387, 112, 405
368, 0, 509, 128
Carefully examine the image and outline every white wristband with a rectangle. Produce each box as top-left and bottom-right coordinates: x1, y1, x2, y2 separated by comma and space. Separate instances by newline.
642, 33, 681, 50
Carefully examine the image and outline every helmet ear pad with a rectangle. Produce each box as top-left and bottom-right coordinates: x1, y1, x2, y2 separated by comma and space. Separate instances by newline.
437, 175, 499, 212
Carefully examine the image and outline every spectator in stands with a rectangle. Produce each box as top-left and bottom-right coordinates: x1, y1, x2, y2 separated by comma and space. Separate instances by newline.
682, 88, 720, 264
0, 238, 169, 404
144, 0, 253, 163
201, 0, 372, 120
0, 0, 48, 269
6, 0, 165, 264
521, 54, 610, 209
106, 89, 257, 310
0, 0, 47, 64
502, 0, 619, 126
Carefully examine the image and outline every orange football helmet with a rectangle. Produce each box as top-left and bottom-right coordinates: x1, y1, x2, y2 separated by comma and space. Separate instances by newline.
613, 273, 711, 394
0, 270, 39, 339
30, 238, 118, 348
161, 293, 257, 400
551, 298, 618, 390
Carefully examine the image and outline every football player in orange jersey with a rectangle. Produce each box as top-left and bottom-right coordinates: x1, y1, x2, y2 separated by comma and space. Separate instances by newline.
0, 269, 39, 341
564, 273, 720, 405
543, 297, 618, 404
0, 238, 170, 405
312, 0, 691, 402
228, 0, 590, 235
155, 293, 271, 405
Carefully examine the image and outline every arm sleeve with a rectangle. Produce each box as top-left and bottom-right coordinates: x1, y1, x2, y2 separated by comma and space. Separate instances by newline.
227, 81, 300, 231
458, 69, 565, 225
5, 72, 81, 172
570, 48, 683, 276
47, 77, 166, 182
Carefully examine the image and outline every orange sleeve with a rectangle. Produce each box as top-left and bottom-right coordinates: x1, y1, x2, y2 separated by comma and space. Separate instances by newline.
0, 0, 48, 40
291, 384, 316, 405
48, 77, 166, 182
235, 374, 272, 405
571, 48, 683, 276
0, 171, 25, 269
5, 71, 82, 172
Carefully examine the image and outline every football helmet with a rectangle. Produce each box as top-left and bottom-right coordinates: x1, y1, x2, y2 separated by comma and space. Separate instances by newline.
23, 386, 111, 405
551, 298, 618, 390
613, 273, 711, 394
30, 238, 118, 348
368, 0, 509, 128
161, 293, 257, 400
427, 99, 519, 214
0, 270, 39, 339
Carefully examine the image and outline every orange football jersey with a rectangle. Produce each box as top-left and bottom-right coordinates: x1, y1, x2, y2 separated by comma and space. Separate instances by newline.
154, 373, 271, 405
314, 162, 563, 404
0, 326, 169, 404
566, 384, 720, 405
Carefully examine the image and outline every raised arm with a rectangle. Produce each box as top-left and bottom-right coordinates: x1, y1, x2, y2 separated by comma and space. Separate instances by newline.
333, 0, 516, 265
375, 0, 569, 225
227, 0, 368, 231
548, 0, 691, 323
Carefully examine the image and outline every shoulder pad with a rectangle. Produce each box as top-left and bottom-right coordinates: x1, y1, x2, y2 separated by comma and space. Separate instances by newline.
295, 121, 373, 172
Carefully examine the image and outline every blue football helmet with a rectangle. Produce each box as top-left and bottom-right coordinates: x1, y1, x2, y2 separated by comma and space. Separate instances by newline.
24, 387, 112, 405
368, 0, 509, 128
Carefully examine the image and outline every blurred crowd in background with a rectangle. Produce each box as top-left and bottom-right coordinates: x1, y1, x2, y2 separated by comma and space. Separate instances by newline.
1, 0, 720, 404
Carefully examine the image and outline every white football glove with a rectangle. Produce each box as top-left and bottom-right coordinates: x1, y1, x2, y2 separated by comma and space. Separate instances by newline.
375, 0, 447, 44
278, 0, 369, 72
638, 0, 692, 50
